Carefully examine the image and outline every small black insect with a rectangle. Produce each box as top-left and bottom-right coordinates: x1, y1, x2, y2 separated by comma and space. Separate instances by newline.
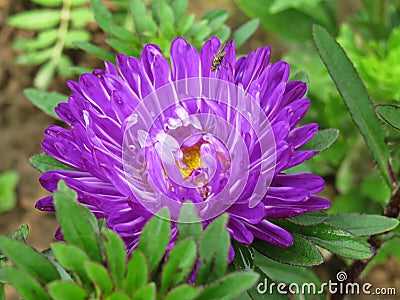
211, 43, 227, 72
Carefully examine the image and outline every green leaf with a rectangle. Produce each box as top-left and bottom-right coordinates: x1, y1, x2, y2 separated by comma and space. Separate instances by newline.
313, 25, 391, 187
232, 19, 260, 48
253, 234, 323, 267
376, 104, 400, 130
131, 282, 156, 300
34, 61, 57, 90
193, 26, 212, 43
360, 172, 391, 204
5, 266, 51, 300
254, 251, 321, 286
286, 211, 328, 226
325, 213, 399, 236
8, 10, 60, 30
65, 30, 91, 48
31, 0, 63, 6
0, 284, 4, 300
290, 70, 310, 85
0, 258, 6, 284
124, 251, 148, 295
269, 0, 324, 14
236, 0, 325, 42
57, 55, 74, 78
159, 239, 197, 296
24, 88, 68, 120
30, 153, 74, 173
188, 20, 209, 40
106, 291, 131, 300
8, 224, 29, 242
13, 30, 58, 51
196, 214, 230, 284
177, 202, 202, 243
172, 0, 188, 23
202, 9, 228, 31
51, 243, 91, 284
137, 208, 171, 274
280, 220, 372, 259
108, 25, 141, 44
70, 8, 94, 28
47, 281, 87, 300
41, 249, 73, 282
177, 14, 195, 35
201, 9, 225, 22
107, 38, 139, 56
14, 49, 53, 66
209, 14, 229, 33
232, 241, 255, 272
74, 41, 115, 62
214, 25, 231, 43
0, 170, 19, 213
164, 284, 201, 300
301, 128, 339, 152
103, 229, 126, 289
197, 272, 259, 300
90, 0, 113, 34
85, 261, 113, 295
130, 0, 157, 36
0, 237, 59, 284
54, 181, 102, 262
71, 0, 91, 6
157, 1, 175, 27
69, 66, 93, 74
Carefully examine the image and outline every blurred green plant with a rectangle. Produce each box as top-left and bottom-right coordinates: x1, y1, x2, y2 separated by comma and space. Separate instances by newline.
8, 0, 259, 91
77, 0, 259, 62
9, 0, 260, 134
338, 25, 400, 102
0, 181, 259, 300
0, 171, 19, 214
236, 0, 337, 42
238, 0, 400, 211
7, 0, 94, 90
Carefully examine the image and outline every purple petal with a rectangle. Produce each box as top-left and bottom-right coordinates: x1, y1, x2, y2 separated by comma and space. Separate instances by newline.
287, 123, 318, 149
141, 44, 172, 88
228, 217, 254, 244
272, 173, 325, 194
227, 202, 265, 224
247, 220, 293, 247
171, 37, 201, 80
280, 81, 307, 108
234, 46, 271, 89
284, 150, 319, 170
35, 196, 54, 211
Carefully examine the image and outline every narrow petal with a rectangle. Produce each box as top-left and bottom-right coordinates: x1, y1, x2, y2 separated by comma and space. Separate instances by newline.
247, 220, 293, 247
171, 38, 201, 80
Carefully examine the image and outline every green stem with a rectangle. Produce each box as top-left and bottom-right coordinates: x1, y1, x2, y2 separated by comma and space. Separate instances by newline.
43, 0, 72, 89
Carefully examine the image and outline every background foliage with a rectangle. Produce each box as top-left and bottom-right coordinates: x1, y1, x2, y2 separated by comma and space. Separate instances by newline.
1, 0, 400, 299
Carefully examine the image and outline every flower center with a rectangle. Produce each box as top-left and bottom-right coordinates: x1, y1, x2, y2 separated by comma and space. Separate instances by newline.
179, 142, 203, 178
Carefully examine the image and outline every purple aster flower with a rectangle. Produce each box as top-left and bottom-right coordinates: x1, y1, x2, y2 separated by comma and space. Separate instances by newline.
36, 37, 330, 256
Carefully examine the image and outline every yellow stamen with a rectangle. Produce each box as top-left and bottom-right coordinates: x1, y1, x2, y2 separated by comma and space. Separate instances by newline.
178, 143, 203, 178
